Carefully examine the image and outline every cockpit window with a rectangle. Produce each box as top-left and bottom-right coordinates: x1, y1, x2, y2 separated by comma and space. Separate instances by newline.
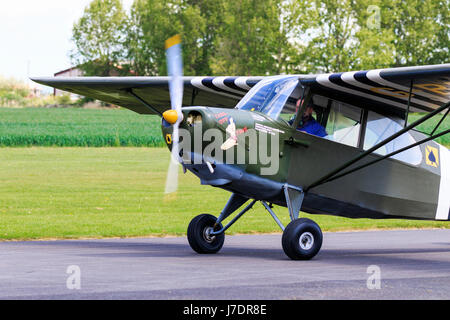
236, 76, 299, 121
364, 111, 422, 165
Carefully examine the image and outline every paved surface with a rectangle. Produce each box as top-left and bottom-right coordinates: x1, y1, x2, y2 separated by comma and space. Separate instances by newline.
0, 229, 449, 299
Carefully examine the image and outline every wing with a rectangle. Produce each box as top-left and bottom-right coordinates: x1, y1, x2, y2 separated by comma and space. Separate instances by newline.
300, 64, 450, 117
31, 76, 263, 115
33, 64, 450, 117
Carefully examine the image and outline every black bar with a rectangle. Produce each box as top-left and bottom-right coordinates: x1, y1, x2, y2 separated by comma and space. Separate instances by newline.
430, 107, 450, 136
306, 101, 450, 192
404, 79, 413, 127
323, 128, 449, 185
190, 88, 198, 106
127, 88, 162, 116
357, 109, 368, 149
210, 200, 257, 235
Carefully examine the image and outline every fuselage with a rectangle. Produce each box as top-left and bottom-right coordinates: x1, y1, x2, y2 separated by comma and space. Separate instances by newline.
162, 105, 449, 221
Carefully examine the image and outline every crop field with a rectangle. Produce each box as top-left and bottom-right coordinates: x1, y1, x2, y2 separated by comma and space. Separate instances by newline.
0, 147, 448, 240
0, 107, 449, 147
0, 107, 165, 147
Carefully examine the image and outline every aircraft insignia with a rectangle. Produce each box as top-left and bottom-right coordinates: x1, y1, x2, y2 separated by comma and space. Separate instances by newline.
425, 145, 439, 168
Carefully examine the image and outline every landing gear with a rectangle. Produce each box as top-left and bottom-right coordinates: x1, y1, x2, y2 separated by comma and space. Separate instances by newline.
187, 214, 225, 254
281, 218, 322, 260
187, 188, 323, 260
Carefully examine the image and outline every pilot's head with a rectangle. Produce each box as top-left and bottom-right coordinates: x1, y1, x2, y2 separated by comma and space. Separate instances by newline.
304, 105, 314, 117
295, 99, 315, 118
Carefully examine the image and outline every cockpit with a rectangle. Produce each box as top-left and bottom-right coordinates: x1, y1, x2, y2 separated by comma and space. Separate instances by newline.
235, 76, 300, 122
235, 76, 423, 166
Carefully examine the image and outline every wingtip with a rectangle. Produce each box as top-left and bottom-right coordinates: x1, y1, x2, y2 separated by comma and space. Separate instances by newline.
29, 77, 49, 85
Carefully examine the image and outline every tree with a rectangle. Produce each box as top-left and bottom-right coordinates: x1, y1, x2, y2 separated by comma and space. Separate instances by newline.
71, 0, 449, 76
387, 0, 449, 66
288, 0, 358, 73
291, 0, 448, 73
351, 0, 396, 70
71, 0, 128, 76
126, 0, 206, 76
184, 0, 226, 75
210, 0, 289, 75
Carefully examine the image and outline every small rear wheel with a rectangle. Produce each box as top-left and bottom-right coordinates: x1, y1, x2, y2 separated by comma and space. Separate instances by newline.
187, 214, 225, 254
282, 218, 322, 260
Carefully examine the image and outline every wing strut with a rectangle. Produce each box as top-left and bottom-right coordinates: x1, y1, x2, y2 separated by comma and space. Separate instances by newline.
404, 79, 413, 128
126, 88, 162, 116
305, 101, 450, 192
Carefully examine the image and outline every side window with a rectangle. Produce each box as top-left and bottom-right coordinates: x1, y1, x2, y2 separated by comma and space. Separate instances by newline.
364, 111, 422, 165
324, 100, 362, 148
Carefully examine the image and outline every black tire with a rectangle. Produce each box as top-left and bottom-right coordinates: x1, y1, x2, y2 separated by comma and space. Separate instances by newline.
187, 214, 225, 254
282, 218, 322, 260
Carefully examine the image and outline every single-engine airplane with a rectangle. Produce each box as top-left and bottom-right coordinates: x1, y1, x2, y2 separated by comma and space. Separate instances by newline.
32, 35, 449, 260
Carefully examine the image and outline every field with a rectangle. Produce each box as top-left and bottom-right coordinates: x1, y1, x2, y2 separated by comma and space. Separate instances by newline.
0, 107, 448, 240
0, 107, 165, 147
0, 107, 449, 147
0, 147, 448, 240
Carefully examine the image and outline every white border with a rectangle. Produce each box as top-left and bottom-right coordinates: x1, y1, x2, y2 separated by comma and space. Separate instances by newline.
436, 145, 450, 220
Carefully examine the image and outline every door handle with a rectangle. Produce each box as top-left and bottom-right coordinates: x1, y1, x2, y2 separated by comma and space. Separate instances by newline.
284, 137, 310, 148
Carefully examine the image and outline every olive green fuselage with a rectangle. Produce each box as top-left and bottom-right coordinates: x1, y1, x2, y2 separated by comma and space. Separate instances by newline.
162, 106, 446, 221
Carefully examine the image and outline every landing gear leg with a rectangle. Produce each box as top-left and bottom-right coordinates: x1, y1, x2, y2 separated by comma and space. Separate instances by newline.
187, 193, 256, 254
261, 185, 323, 260
282, 185, 322, 260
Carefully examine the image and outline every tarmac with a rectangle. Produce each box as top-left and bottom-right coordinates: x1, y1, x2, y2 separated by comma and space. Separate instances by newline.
1, 229, 449, 299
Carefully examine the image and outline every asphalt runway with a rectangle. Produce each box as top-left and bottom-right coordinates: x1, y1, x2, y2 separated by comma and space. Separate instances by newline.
1, 229, 449, 300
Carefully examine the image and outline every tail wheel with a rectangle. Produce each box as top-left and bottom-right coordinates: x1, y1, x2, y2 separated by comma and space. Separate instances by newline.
282, 218, 322, 260
187, 214, 225, 254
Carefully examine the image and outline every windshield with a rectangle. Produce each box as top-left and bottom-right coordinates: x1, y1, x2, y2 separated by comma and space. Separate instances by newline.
236, 76, 299, 120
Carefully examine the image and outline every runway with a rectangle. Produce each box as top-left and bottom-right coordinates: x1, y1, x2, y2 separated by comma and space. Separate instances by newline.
1, 229, 449, 299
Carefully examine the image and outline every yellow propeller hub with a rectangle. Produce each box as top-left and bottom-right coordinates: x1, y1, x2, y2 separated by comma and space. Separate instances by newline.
163, 109, 179, 124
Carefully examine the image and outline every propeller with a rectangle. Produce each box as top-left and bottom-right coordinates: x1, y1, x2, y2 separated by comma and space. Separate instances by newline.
164, 34, 184, 195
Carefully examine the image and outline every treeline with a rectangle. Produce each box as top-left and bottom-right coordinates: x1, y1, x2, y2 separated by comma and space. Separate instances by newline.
71, 0, 449, 77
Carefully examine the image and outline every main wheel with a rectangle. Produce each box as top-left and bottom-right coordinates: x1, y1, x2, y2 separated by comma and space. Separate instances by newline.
282, 218, 322, 260
187, 214, 225, 254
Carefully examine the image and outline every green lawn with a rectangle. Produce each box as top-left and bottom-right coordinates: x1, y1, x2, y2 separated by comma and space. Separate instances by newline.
0, 147, 447, 240
409, 113, 449, 145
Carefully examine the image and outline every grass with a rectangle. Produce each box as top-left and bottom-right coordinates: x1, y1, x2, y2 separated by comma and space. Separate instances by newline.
0, 107, 165, 147
0, 107, 448, 148
0, 147, 448, 240
409, 113, 450, 146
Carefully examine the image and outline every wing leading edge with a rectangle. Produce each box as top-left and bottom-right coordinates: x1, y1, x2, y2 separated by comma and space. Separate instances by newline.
33, 64, 450, 117
32, 76, 263, 115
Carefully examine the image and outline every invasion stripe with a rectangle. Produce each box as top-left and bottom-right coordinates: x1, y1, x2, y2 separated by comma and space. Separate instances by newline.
436, 145, 450, 220
316, 74, 422, 111
339, 72, 438, 111
223, 77, 248, 94
212, 77, 247, 95
191, 77, 241, 100
367, 69, 448, 104
235, 77, 252, 90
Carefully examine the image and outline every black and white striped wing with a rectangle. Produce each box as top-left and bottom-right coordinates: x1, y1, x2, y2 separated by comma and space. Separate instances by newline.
32, 76, 264, 115
301, 64, 450, 117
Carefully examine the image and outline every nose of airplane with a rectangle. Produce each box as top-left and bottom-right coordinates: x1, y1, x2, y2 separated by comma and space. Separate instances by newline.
162, 109, 179, 125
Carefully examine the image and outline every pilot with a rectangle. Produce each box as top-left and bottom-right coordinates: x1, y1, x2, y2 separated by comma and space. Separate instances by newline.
290, 99, 327, 137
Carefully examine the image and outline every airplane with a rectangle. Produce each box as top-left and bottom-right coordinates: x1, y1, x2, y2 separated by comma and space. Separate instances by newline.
32, 35, 449, 260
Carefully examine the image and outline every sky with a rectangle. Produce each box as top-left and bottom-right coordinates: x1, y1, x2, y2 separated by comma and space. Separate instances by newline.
0, 0, 133, 92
